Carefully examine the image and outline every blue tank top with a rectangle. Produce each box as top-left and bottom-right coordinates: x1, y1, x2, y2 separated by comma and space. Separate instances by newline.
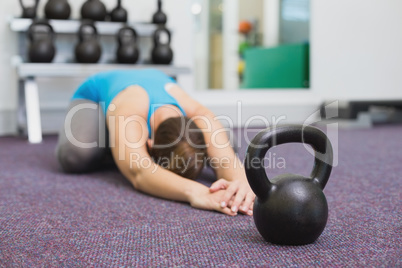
71, 69, 186, 134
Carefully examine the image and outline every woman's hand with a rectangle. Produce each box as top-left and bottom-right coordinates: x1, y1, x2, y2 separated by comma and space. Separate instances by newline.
188, 187, 238, 216
209, 179, 255, 216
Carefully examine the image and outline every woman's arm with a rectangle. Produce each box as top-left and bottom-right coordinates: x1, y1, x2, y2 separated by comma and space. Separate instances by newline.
106, 86, 236, 216
117, 147, 236, 216
168, 85, 255, 215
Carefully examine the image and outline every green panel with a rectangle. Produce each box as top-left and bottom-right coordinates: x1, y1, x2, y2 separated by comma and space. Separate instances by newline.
241, 43, 309, 89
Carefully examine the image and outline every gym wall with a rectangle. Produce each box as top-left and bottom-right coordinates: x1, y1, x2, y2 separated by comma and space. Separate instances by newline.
311, 0, 402, 101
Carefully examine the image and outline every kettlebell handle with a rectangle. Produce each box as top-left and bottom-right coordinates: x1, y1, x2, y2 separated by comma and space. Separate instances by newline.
118, 26, 137, 45
78, 22, 98, 41
19, 0, 40, 9
153, 26, 171, 46
245, 125, 333, 199
27, 20, 55, 41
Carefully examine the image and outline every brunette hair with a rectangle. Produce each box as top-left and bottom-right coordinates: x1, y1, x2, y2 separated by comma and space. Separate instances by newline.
149, 116, 207, 180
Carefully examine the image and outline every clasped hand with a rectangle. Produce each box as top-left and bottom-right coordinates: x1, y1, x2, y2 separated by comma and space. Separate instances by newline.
210, 178, 255, 216
189, 179, 255, 216
209, 179, 255, 215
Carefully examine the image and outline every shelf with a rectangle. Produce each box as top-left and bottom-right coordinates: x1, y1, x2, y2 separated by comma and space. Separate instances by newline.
9, 18, 190, 144
16, 63, 191, 78
8, 17, 157, 36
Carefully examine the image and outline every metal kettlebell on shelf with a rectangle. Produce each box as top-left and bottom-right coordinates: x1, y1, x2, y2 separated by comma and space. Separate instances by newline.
110, 0, 128, 22
244, 125, 333, 245
151, 26, 173, 64
44, 0, 71, 20
81, 0, 107, 21
19, 0, 40, 19
116, 26, 139, 64
75, 22, 102, 63
152, 0, 167, 25
27, 20, 56, 63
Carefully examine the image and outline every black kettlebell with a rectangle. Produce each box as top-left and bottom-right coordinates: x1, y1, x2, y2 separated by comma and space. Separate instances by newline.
152, 0, 167, 25
19, 0, 40, 19
44, 0, 71, 20
81, 0, 107, 21
110, 0, 127, 22
116, 26, 139, 64
245, 125, 333, 245
27, 20, 56, 63
75, 22, 102, 63
151, 26, 173, 64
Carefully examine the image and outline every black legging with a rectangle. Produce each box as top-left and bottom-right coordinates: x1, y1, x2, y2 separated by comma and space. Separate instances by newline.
56, 99, 111, 173
56, 100, 239, 173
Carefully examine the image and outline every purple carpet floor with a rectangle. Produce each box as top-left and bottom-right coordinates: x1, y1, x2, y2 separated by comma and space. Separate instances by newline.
0, 126, 401, 267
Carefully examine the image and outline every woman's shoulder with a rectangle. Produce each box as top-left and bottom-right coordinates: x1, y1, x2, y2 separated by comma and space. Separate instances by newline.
106, 85, 150, 118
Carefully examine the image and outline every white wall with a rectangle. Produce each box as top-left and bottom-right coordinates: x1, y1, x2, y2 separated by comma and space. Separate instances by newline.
311, 0, 402, 100
0, 2, 19, 111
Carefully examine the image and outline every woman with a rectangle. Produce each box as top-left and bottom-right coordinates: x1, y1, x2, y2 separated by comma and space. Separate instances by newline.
56, 69, 255, 216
